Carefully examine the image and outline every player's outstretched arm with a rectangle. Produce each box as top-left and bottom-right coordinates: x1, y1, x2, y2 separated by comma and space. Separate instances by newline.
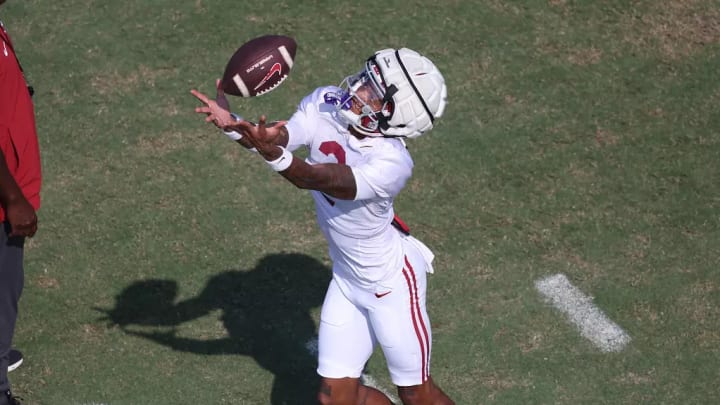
276, 158, 356, 200
191, 80, 289, 150
230, 116, 357, 200
191, 80, 235, 128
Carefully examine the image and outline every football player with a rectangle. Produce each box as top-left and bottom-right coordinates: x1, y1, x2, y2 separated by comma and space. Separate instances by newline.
193, 47, 453, 405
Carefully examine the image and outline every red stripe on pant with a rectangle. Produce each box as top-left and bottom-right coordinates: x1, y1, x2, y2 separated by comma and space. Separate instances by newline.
402, 256, 429, 383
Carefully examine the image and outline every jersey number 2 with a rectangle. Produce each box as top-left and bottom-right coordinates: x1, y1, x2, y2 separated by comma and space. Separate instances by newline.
319, 141, 346, 206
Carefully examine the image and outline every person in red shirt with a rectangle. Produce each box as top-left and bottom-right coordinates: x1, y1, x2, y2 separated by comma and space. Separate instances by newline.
0, 1, 42, 403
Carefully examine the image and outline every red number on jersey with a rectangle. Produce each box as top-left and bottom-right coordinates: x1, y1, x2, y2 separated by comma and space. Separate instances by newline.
319, 141, 346, 164
318, 141, 346, 206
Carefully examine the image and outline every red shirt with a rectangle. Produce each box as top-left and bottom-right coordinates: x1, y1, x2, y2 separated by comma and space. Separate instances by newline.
0, 20, 42, 222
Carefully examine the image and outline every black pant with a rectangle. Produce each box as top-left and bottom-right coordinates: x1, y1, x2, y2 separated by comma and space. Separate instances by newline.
0, 222, 25, 395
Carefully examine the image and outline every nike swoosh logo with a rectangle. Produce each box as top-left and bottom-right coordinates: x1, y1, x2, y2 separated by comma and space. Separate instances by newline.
254, 62, 283, 90
375, 291, 391, 298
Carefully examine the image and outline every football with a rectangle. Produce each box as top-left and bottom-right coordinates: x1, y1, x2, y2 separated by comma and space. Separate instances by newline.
221, 35, 297, 97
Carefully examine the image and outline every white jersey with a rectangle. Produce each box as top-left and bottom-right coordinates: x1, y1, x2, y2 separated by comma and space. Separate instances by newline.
285, 86, 413, 289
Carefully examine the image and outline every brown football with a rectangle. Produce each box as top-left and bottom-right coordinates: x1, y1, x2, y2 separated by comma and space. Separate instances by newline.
221, 35, 297, 97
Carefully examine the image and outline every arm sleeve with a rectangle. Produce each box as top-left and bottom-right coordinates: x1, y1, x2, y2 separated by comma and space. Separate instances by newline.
351, 151, 413, 200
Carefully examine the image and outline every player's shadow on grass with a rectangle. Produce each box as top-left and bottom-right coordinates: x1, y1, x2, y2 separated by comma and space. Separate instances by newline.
101, 253, 330, 405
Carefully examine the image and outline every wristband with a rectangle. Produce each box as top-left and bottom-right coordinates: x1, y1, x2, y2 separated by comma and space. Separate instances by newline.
223, 130, 243, 141
223, 113, 244, 141
265, 146, 293, 172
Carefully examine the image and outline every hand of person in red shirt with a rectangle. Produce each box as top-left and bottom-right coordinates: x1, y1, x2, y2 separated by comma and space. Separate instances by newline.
5, 196, 37, 237
0, 147, 38, 237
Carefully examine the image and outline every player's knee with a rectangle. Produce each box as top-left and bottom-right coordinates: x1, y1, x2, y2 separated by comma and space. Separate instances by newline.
317, 379, 356, 405
316, 391, 332, 405
397, 379, 454, 405
317, 391, 355, 405
397, 389, 418, 405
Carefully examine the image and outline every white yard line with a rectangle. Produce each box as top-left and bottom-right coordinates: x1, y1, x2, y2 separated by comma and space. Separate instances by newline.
306, 337, 400, 404
535, 273, 631, 352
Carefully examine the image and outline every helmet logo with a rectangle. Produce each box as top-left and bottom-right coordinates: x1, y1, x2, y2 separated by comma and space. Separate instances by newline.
324, 91, 353, 111
383, 57, 392, 68
371, 65, 386, 89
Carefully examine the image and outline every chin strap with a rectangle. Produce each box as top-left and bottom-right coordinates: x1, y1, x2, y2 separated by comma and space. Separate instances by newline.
377, 84, 398, 131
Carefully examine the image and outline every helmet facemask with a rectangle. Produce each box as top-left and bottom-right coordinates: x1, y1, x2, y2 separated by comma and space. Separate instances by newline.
332, 62, 396, 137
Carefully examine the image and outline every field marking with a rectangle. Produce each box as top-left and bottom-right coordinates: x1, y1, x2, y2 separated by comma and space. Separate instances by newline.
306, 338, 400, 404
535, 273, 631, 352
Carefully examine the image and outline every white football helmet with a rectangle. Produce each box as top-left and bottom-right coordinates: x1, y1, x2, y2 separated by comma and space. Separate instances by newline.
331, 48, 447, 138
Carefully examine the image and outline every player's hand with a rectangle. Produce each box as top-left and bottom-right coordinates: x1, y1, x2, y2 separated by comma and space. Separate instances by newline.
5, 197, 37, 237
191, 80, 235, 129
228, 115, 287, 160
213, 79, 231, 111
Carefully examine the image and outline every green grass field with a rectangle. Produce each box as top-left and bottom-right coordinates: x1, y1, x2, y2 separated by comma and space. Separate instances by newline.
4, 0, 720, 403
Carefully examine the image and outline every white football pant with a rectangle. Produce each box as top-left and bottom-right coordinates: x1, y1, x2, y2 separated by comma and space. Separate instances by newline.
317, 235, 432, 386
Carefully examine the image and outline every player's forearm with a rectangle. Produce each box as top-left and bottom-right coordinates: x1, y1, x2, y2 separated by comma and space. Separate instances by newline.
275, 155, 357, 200
224, 118, 289, 149
234, 137, 257, 150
